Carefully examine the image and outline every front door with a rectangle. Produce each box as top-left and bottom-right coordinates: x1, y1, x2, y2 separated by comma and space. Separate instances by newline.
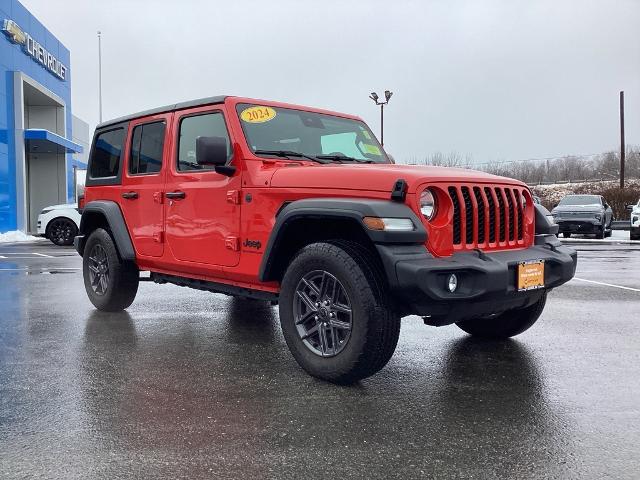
119, 114, 170, 257
163, 107, 241, 267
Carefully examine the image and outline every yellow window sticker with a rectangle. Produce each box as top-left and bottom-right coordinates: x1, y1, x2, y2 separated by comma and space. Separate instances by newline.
241, 106, 277, 123
362, 130, 372, 140
362, 143, 381, 155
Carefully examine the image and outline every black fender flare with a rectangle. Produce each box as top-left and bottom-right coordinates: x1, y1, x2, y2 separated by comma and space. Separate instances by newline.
258, 198, 427, 282
75, 200, 135, 260
534, 203, 559, 235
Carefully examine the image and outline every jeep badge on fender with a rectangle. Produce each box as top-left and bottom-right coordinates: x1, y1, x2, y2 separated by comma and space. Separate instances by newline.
75, 96, 577, 384
243, 239, 261, 249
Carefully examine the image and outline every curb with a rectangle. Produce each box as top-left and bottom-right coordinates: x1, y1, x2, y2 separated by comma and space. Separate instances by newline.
560, 238, 640, 245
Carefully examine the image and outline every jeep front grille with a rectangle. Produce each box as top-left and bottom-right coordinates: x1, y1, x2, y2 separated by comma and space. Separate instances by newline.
447, 185, 528, 249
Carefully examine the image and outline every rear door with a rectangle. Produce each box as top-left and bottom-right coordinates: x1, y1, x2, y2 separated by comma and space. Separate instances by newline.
163, 106, 241, 267
119, 114, 171, 257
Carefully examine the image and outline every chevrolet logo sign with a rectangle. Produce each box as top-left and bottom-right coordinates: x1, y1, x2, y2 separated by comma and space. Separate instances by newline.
2, 19, 26, 44
2, 18, 67, 81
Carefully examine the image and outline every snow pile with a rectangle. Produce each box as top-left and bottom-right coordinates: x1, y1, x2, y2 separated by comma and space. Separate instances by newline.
0, 230, 39, 243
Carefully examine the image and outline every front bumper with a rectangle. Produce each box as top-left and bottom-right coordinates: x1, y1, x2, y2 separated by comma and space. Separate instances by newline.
36, 216, 46, 235
556, 219, 602, 234
376, 234, 577, 324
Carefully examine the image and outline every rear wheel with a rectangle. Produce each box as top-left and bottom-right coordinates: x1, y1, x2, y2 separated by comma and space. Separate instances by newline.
47, 217, 77, 246
83, 228, 139, 312
456, 292, 547, 338
279, 241, 400, 383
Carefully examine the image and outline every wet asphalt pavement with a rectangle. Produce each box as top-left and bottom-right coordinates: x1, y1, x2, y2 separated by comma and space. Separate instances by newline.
1, 239, 639, 479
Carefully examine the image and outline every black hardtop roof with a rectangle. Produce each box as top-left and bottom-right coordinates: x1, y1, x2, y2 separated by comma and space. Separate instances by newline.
97, 95, 229, 129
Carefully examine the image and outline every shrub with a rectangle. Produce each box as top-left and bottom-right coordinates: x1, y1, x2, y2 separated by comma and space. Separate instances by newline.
598, 187, 640, 220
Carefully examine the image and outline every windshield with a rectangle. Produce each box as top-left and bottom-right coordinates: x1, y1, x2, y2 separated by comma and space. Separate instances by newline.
236, 104, 389, 163
559, 195, 601, 206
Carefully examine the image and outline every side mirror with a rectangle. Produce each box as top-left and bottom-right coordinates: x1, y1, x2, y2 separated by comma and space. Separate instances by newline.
196, 136, 235, 176
627, 204, 635, 211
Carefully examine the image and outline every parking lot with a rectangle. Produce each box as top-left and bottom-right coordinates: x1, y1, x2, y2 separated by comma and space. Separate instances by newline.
1, 238, 639, 479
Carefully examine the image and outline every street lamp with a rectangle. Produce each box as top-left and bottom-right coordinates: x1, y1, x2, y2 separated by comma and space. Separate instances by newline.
369, 90, 393, 146
98, 31, 103, 123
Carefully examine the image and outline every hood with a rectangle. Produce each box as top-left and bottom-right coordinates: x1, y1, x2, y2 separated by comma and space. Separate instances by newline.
44, 203, 78, 211
552, 204, 603, 214
270, 163, 525, 193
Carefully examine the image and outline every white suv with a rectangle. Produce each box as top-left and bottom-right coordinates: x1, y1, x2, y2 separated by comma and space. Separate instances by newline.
37, 204, 81, 246
629, 200, 640, 241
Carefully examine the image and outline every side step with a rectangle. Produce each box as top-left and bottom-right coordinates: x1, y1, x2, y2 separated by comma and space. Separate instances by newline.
150, 272, 278, 302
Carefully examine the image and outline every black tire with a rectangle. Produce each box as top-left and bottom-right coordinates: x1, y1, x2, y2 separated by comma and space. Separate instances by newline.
47, 217, 77, 246
456, 291, 547, 339
604, 227, 612, 238
562, 232, 571, 238
595, 226, 605, 239
279, 241, 400, 384
83, 228, 139, 312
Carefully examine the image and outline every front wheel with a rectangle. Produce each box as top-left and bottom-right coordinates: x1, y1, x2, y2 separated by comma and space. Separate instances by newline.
456, 292, 547, 338
562, 232, 571, 238
595, 226, 605, 239
47, 217, 77, 246
83, 228, 139, 312
279, 242, 400, 384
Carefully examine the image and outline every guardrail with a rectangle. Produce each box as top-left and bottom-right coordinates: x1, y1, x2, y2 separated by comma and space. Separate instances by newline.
612, 220, 630, 231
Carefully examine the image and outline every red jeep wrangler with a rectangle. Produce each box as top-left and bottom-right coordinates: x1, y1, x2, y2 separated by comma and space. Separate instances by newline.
76, 96, 577, 383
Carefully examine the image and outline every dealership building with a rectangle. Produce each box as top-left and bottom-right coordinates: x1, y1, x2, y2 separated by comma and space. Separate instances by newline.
0, 0, 88, 233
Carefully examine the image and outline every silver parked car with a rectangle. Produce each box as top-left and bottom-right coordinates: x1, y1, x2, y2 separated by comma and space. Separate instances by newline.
551, 194, 613, 239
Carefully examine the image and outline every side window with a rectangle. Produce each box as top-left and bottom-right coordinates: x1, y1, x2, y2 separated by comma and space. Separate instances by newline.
129, 121, 166, 175
89, 128, 125, 178
177, 112, 230, 171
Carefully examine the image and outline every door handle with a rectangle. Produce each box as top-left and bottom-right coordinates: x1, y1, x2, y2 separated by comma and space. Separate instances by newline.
165, 191, 186, 199
121, 191, 138, 199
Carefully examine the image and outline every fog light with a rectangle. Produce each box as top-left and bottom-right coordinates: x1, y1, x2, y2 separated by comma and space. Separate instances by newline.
447, 274, 458, 293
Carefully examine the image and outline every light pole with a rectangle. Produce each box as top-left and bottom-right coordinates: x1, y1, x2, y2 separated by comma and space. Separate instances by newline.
369, 90, 393, 146
98, 31, 103, 123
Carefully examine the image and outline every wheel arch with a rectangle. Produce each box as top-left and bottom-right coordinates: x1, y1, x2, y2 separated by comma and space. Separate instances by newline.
44, 215, 78, 238
258, 198, 426, 283
76, 201, 135, 260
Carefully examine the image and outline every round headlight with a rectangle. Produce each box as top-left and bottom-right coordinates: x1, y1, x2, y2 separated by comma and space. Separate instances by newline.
419, 189, 436, 220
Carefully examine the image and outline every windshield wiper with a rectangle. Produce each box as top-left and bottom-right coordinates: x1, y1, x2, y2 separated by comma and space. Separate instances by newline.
315, 154, 374, 164
254, 149, 330, 164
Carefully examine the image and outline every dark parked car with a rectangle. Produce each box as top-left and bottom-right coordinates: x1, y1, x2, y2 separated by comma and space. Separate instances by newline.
551, 194, 613, 239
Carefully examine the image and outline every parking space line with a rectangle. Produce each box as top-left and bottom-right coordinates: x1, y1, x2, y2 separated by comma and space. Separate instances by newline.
32, 253, 54, 258
0, 255, 6, 259
573, 277, 640, 292
0, 267, 81, 272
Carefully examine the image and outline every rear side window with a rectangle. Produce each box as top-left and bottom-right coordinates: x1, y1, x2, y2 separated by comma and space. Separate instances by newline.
129, 122, 166, 175
177, 112, 230, 171
89, 128, 125, 179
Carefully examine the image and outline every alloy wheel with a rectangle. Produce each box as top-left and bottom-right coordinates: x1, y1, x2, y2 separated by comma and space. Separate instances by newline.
88, 244, 109, 296
293, 270, 353, 357
50, 219, 74, 245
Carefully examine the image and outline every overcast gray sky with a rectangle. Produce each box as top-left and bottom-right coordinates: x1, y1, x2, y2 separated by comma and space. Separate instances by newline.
21, 0, 640, 164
